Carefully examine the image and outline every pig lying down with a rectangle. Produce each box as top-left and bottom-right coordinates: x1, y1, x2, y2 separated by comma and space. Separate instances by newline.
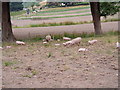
88, 40, 98, 45
63, 37, 82, 46
63, 37, 71, 41
78, 48, 88, 52
16, 41, 25, 45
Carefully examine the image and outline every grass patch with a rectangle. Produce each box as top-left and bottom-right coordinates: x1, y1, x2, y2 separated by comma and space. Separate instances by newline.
37, 6, 90, 14
20, 13, 91, 20
22, 37, 44, 42
22, 69, 37, 78
47, 52, 52, 58
103, 18, 120, 22
3, 61, 17, 66
32, 10, 90, 16
103, 30, 119, 36
10, 10, 26, 16
12, 6, 90, 19
22, 75, 32, 78
23, 31, 119, 42
31, 70, 37, 75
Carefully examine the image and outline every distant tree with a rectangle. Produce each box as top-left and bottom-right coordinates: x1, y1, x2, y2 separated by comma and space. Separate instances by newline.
90, 2, 102, 35
46, 2, 89, 7
10, 2, 23, 11
2, 2, 16, 42
46, 2, 60, 8
31, 2, 36, 11
100, 2, 120, 19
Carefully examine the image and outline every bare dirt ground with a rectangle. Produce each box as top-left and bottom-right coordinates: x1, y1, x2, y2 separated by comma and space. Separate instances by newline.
13, 22, 118, 40
2, 35, 118, 88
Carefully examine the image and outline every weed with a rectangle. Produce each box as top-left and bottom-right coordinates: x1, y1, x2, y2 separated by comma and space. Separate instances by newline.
108, 40, 111, 43
3, 61, 16, 66
31, 70, 37, 75
61, 50, 65, 54
13, 66, 19, 69
22, 75, 32, 78
48, 52, 52, 58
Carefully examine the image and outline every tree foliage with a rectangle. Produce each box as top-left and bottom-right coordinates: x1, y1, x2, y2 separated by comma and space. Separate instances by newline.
10, 2, 23, 11
100, 2, 120, 18
46, 2, 89, 8
23, 2, 40, 8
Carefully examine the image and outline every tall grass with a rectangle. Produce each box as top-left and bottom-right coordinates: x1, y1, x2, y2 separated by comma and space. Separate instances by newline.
10, 10, 26, 16
29, 21, 80, 27
23, 31, 119, 42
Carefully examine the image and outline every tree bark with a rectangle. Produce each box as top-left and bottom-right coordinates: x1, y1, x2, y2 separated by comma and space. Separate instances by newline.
90, 2, 102, 35
2, 2, 16, 42
0, 1, 2, 23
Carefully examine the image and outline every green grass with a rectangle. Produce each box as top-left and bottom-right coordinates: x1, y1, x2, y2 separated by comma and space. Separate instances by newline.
103, 18, 120, 22
11, 6, 90, 19
20, 13, 91, 20
22, 75, 32, 78
3, 61, 17, 66
22, 31, 119, 42
22, 69, 37, 78
31, 10, 90, 16
31, 70, 37, 75
47, 52, 52, 58
29, 21, 79, 27
37, 6, 90, 14
10, 10, 26, 16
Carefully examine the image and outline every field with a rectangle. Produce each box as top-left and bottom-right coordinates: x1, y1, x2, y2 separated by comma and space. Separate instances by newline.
2, 32, 118, 88
11, 5, 90, 19
2, 4, 119, 88
11, 5, 119, 29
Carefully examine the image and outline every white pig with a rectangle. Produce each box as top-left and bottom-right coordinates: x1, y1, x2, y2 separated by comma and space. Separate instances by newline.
88, 40, 98, 45
63, 37, 81, 46
16, 41, 25, 45
63, 37, 71, 41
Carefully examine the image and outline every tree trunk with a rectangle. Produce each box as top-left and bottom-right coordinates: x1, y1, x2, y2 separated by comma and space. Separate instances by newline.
2, 2, 16, 42
0, 1, 2, 24
90, 2, 102, 35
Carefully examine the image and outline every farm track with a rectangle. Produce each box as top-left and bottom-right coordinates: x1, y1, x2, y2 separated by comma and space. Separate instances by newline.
13, 21, 118, 39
